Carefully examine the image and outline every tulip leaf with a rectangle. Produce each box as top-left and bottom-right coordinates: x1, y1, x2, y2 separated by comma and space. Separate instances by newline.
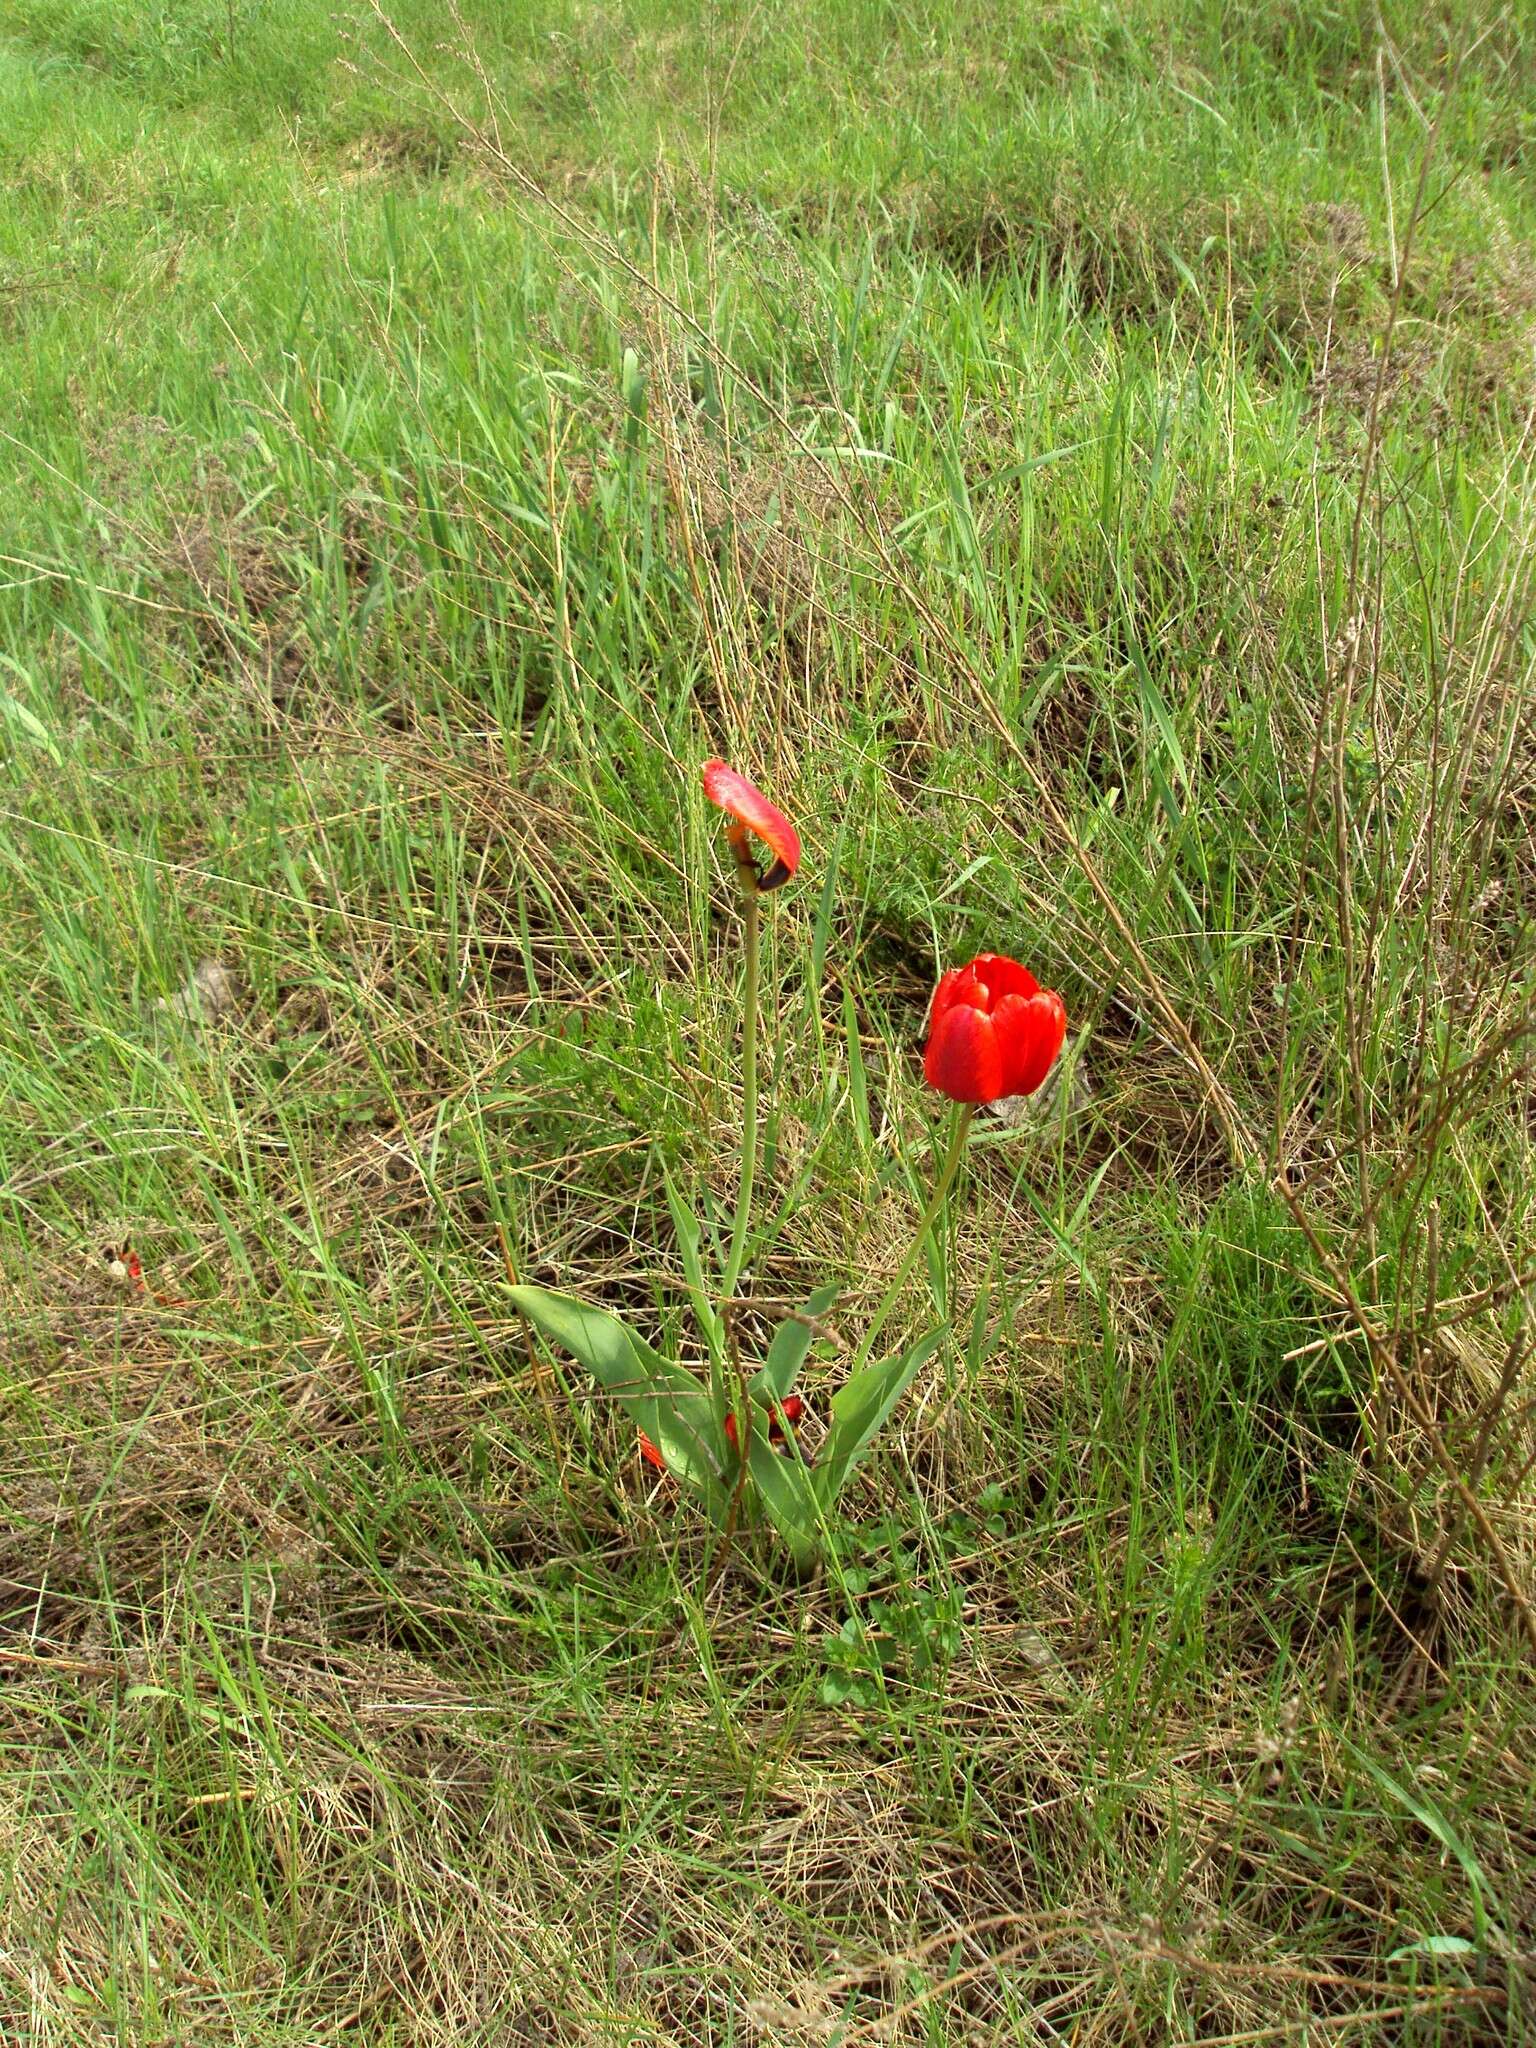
745, 1429, 821, 1568
814, 1329, 946, 1507
750, 1282, 841, 1405
509, 1285, 730, 1503
661, 1165, 724, 1369
1386, 1935, 1477, 1965
842, 983, 873, 1153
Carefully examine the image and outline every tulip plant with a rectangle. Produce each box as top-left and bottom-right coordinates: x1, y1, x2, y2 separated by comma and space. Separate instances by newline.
509, 760, 1066, 1567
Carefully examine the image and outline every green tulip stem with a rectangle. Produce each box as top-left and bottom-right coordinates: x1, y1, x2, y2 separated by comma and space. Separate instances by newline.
721, 884, 760, 1302
854, 1102, 975, 1372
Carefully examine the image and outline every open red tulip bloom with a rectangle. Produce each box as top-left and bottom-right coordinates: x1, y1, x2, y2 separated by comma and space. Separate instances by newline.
924, 954, 1067, 1105
702, 760, 800, 893
639, 1396, 805, 1472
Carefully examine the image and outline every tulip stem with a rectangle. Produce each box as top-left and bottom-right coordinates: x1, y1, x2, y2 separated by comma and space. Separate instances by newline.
722, 887, 760, 1301
854, 1103, 974, 1371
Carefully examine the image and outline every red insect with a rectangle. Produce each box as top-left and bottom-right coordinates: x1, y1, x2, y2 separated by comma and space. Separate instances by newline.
100, 1240, 185, 1308
101, 1241, 148, 1294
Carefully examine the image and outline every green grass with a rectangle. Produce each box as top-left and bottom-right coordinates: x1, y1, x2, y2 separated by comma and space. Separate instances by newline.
3, 1, 1535, 2041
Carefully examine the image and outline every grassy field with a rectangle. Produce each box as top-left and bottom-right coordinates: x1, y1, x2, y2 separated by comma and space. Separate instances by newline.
3, 0, 1536, 2040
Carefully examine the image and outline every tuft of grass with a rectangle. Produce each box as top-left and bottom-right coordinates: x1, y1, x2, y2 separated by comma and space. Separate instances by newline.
2, 2, 1535, 2041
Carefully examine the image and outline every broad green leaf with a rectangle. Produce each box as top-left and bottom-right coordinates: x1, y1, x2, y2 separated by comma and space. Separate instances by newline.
750, 1281, 840, 1404
509, 1285, 729, 1503
745, 1431, 821, 1568
1387, 1935, 1477, 1964
814, 1329, 945, 1507
842, 983, 871, 1152
662, 1165, 724, 1370
809, 817, 847, 993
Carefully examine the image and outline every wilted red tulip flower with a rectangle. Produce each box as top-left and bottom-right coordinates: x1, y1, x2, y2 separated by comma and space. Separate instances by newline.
702, 760, 801, 893
924, 954, 1066, 1106
725, 1395, 803, 1453
638, 1396, 805, 1474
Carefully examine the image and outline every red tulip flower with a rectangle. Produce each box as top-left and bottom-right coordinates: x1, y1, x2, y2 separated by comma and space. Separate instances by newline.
702, 760, 801, 894
924, 954, 1067, 1106
638, 1396, 805, 1473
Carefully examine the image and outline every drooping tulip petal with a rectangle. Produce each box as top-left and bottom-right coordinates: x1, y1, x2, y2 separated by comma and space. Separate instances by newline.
702, 760, 801, 891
